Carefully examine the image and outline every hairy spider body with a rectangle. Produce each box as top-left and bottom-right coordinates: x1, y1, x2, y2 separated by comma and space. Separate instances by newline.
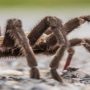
0, 15, 90, 83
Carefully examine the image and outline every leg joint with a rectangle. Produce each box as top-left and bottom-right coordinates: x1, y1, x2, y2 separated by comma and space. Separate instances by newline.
45, 16, 62, 28
67, 48, 75, 55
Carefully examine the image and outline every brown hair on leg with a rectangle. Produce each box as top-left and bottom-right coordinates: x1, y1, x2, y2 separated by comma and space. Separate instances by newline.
8, 19, 40, 79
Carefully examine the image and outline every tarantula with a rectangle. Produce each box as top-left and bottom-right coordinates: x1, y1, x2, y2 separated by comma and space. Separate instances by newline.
0, 15, 90, 83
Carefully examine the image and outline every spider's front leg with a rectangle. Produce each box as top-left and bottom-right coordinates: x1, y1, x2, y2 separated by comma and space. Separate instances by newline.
48, 18, 68, 83
8, 19, 40, 79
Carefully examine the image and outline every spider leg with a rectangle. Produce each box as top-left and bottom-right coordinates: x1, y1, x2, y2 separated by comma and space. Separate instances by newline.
63, 17, 85, 34
48, 19, 68, 82
82, 38, 90, 52
50, 44, 66, 82
0, 46, 22, 57
46, 43, 60, 54
27, 16, 63, 45
63, 38, 83, 70
64, 15, 90, 34
28, 16, 50, 46
46, 15, 90, 35
6, 19, 40, 79
63, 47, 75, 70
0, 19, 22, 57
28, 16, 63, 55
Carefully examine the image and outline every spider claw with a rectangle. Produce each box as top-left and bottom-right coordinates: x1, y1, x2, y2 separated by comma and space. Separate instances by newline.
30, 67, 40, 79
50, 68, 63, 83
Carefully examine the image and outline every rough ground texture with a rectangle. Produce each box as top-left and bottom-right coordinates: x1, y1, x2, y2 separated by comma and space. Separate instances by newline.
0, 51, 90, 90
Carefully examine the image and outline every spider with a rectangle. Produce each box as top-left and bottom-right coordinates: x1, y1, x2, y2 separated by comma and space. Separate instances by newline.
0, 15, 90, 83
